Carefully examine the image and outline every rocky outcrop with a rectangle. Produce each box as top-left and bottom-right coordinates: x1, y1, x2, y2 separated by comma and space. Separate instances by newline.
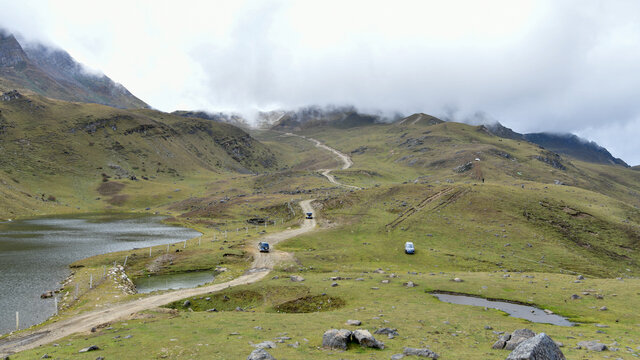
506, 333, 565, 360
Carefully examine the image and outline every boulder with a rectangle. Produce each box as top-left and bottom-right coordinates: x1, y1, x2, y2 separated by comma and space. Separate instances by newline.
322, 329, 352, 350
346, 319, 362, 326
40, 291, 54, 299
353, 329, 384, 349
183, 300, 191, 307
404, 281, 416, 288
577, 340, 608, 351
247, 348, 276, 360
505, 329, 536, 350
506, 333, 566, 360
403, 347, 439, 358
290, 275, 305, 282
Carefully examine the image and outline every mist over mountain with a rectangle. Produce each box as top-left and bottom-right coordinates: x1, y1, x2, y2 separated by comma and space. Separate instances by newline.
0, 29, 147, 109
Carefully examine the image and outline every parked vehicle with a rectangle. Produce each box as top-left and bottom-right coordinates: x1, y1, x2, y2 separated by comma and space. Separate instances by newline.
305, 212, 313, 219
259, 242, 270, 252
404, 241, 415, 254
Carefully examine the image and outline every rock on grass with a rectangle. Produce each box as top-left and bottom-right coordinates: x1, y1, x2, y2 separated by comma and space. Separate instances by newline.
322, 329, 351, 350
403, 347, 439, 358
353, 329, 384, 349
247, 348, 276, 360
506, 333, 565, 360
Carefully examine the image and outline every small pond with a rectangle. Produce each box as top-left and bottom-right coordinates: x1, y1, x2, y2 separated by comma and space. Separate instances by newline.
134, 271, 215, 293
0, 214, 201, 335
431, 293, 573, 326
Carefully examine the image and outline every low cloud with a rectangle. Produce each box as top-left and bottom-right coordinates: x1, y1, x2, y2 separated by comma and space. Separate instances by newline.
1, 0, 640, 164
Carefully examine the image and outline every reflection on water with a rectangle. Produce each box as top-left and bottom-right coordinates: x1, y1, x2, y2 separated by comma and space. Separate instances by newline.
134, 271, 215, 293
431, 293, 573, 326
0, 214, 201, 335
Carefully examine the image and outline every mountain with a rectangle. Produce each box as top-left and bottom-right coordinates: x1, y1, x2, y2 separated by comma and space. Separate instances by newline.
482, 122, 628, 167
171, 110, 249, 128
0, 30, 147, 109
0, 91, 277, 218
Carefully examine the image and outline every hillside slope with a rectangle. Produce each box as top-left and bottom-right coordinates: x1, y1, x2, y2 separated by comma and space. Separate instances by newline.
0, 30, 147, 109
0, 91, 277, 218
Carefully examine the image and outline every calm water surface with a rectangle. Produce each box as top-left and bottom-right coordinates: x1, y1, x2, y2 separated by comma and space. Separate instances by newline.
432, 293, 573, 326
0, 214, 201, 335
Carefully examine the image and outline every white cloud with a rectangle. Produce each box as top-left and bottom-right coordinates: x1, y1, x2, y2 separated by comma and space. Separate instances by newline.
1, 0, 640, 164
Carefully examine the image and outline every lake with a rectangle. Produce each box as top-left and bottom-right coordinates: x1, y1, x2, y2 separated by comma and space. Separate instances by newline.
0, 214, 201, 335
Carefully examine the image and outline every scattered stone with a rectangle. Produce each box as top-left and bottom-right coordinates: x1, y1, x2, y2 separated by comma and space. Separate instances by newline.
287, 341, 300, 348
404, 281, 416, 288
346, 319, 362, 326
124, 335, 133, 339
353, 329, 384, 349
78, 345, 100, 353
453, 278, 463, 282
247, 348, 276, 360
570, 294, 581, 300
253, 341, 276, 349
595, 324, 609, 328
506, 333, 566, 360
577, 275, 585, 280
183, 300, 191, 307
331, 282, 339, 287
403, 347, 439, 358
391, 354, 405, 360
599, 306, 608, 311
40, 291, 54, 299
322, 329, 352, 350
381, 279, 390, 284
373, 268, 386, 274
577, 340, 608, 351
206, 308, 218, 312
375, 327, 399, 339
290, 275, 305, 282
484, 325, 493, 330
41, 355, 51, 359
355, 278, 365, 281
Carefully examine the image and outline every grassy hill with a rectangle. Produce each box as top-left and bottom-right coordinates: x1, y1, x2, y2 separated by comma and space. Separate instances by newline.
4, 113, 640, 359
0, 91, 277, 219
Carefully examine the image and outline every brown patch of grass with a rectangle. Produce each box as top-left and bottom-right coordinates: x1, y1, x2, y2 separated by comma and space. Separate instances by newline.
273, 295, 345, 313
97, 181, 125, 196
107, 194, 129, 205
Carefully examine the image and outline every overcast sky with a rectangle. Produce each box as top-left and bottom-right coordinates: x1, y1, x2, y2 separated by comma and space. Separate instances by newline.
2, 0, 640, 164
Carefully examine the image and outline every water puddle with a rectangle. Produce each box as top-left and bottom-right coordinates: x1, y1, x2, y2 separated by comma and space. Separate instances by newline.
134, 271, 215, 293
431, 292, 573, 326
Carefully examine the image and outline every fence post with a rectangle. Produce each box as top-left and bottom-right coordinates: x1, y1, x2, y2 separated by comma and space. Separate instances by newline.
149, 247, 152, 257
90, 274, 93, 289
54, 296, 58, 315
123, 255, 128, 267
183, 240, 186, 249
16, 311, 19, 330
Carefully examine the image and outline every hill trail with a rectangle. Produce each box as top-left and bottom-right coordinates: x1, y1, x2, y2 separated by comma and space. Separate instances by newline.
284, 133, 359, 189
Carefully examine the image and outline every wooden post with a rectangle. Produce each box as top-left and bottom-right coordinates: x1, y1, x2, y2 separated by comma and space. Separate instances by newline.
183, 240, 186, 249
123, 255, 128, 267
90, 274, 93, 289
149, 247, 152, 257
16, 311, 19, 331
54, 296, 58, 315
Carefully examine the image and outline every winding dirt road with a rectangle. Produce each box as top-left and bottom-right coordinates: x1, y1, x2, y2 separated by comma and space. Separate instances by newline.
284, 133, 359, 189
0, 202, 315, 356
0, 134, 356, 357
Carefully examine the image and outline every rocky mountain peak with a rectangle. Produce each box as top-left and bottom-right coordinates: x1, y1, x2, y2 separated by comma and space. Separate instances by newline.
0, 31, 28, 67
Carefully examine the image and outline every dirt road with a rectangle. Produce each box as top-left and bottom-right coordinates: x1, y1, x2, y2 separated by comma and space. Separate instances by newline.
284, 133, 359, 189
0, 201, 316, 356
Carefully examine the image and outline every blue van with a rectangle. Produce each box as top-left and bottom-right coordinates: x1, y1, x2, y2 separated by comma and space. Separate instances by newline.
259, 242, 270, 252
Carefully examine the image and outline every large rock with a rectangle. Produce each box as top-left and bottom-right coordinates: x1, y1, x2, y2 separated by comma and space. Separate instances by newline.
247, 348, 276, 360
322, 329, 352, 350
403, 347, 439, 358
577, 340, 608, 351
78, 345, 100, 353
505, 329, 536, 350
506, 333, 566, 360
253, 341, 276, 349
352, 329, 384, 349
